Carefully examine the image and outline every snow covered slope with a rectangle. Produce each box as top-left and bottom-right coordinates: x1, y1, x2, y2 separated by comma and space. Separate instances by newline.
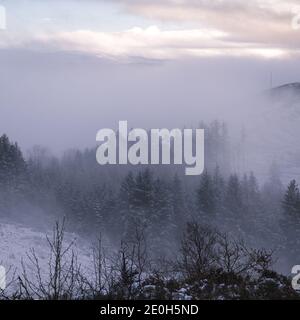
0, 220, 92, 282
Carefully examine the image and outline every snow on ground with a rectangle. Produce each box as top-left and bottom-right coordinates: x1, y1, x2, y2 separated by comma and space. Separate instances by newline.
0, 220, 93, 284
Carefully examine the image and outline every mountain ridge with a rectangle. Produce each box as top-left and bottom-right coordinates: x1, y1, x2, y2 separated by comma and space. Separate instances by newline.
270, 82, 300, 95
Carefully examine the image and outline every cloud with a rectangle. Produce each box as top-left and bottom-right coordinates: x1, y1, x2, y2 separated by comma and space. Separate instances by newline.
0, 0, 299, 60
1, 25, 296, 61
105, 0, 300, 50
33, 26, 230, 59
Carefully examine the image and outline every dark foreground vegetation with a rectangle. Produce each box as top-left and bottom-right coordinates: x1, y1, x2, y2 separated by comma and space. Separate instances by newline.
0, 220, 298, 300
0, 126, 300, 300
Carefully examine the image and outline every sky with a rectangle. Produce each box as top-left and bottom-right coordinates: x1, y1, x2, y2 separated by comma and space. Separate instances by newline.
0, 0, 300, 154
0, 0, 300, 60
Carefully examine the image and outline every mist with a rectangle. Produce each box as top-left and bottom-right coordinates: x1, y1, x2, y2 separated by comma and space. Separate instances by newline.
1, 47, 300, 299
0, 48, 299, 157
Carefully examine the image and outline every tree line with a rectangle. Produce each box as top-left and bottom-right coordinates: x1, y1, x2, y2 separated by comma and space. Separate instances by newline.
0, 131, 299, 274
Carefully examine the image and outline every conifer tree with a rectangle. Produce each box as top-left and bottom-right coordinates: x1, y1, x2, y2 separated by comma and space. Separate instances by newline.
281, 180, 300, 261
225, 174, 243, 215
196, 171, 216, 221
282, 180, 300, 217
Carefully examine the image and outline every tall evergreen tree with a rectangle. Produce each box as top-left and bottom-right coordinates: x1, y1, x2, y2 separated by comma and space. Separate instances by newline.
282, 180, 300, 217
225, 174, 243, 215
0, 134, 27, 214
196, 171, 216, 221
0, 134, 27, 185
119, 170, 154, 242
212, 166, 225, 213
281, 180, 300, 261
170, 174, 186, 228
150, 178, 175, 256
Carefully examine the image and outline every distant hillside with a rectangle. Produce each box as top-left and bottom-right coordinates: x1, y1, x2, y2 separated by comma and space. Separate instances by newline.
271, 82, 300, 94
268, 83, 300, 105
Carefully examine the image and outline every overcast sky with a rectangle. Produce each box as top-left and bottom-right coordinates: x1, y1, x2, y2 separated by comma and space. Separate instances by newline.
0, 0, 299, 153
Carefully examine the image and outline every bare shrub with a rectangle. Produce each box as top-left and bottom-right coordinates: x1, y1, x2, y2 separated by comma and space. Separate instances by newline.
216, 233, 274, 276
109, 224, 151, 299
178, 222, 218, 280
17, 219, 83, 300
